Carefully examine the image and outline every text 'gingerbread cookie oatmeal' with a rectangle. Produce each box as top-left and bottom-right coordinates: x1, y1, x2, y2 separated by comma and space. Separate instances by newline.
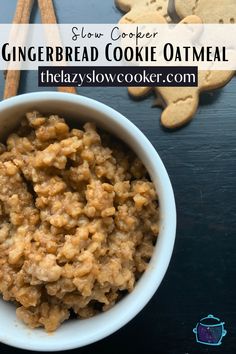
0, 112, 159, 332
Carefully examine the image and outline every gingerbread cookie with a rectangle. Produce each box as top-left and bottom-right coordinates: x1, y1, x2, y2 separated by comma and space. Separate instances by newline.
130, 70, 234, 129
127, 13, 234, 128
115, 0, 172, 24
174, 0, 236, 74
175, 0, 236, 24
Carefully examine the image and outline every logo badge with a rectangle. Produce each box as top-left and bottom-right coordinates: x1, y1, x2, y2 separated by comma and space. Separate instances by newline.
193, 314, 227, 346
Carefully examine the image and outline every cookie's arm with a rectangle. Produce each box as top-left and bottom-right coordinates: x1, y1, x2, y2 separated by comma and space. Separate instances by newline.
199, 70, 235, 91
158, 89, 199, 129
128, 86, 152, 98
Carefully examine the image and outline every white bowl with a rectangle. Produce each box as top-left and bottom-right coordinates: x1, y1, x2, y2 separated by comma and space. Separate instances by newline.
0, 92, 176, 351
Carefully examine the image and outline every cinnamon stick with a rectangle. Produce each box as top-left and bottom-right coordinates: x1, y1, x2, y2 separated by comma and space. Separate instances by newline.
4, 0, 34, 100
38, 0, 77, 94
57, 86, 78, 93
13, 0, 34, 23
38, 0, 57, 24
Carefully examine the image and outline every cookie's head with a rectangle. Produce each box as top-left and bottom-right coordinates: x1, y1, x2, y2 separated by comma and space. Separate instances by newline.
127, 14, 202, 99
116, 0, 171, 24
175, 0, 236, 24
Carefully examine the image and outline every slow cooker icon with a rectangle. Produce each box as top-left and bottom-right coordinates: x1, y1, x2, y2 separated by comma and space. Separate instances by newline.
193, 314, 227, 346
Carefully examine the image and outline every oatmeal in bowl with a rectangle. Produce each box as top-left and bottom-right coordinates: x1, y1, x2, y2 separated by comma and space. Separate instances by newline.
0, 111, 159, 332
0, 92, 176, 351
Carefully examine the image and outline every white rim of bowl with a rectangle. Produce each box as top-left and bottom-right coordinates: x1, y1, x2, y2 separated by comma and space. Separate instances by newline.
0, 92, 176, 351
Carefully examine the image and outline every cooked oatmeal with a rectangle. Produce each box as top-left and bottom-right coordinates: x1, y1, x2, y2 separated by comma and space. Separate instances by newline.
0, 111, 159, 332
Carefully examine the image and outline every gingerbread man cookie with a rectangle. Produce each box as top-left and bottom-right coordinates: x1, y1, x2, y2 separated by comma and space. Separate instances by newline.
175, 0, 236, 24
115, 0, 172, 24
126, 13, 234, 128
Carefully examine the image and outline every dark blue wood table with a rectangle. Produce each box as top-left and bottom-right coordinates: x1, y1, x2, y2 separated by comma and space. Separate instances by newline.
0, 1, 235, 353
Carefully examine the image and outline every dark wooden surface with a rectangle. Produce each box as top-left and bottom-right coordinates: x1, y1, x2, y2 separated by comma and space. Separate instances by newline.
0, 1, 236, 353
